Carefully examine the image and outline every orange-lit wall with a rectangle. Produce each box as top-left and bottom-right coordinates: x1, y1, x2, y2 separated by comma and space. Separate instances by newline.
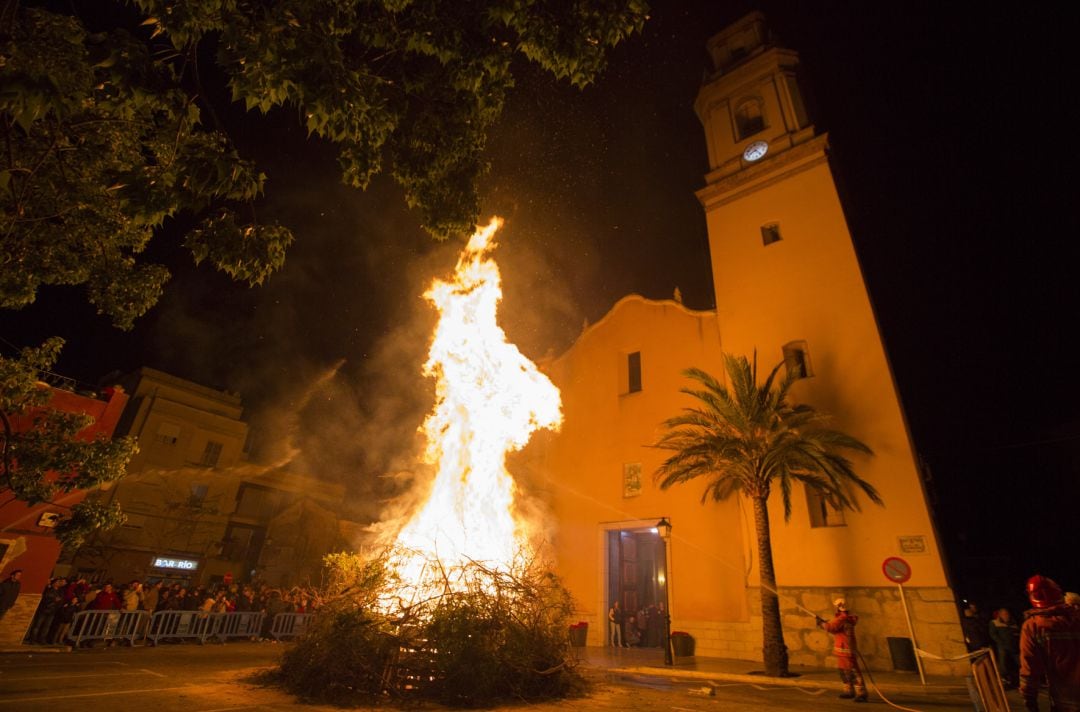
699, 138, 950, 590
532, 297, 750, 642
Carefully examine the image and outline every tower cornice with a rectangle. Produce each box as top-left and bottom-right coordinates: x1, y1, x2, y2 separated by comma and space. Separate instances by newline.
695, 133, 830, 211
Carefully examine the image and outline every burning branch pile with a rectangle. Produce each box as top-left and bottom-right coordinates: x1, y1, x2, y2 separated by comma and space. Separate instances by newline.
276, 551, 584, 706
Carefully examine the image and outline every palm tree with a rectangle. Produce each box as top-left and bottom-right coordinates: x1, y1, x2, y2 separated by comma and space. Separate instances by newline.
653, 353, 883, 677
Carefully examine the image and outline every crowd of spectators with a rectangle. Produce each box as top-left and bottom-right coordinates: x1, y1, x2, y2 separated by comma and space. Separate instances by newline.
25, 576, 321, 645
617, 603, 669, 648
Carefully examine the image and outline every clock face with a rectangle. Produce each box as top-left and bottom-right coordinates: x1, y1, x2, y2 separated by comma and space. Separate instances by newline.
743, 140, 769, 162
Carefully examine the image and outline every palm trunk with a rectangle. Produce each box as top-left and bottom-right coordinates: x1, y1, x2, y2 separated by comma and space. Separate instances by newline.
752, 494, 790, 677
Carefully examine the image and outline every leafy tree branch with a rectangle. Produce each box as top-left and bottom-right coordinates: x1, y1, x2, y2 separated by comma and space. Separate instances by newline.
1, 0, 648, 328
0, 338, 136, 548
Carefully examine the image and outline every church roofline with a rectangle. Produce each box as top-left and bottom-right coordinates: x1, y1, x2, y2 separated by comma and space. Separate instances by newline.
546, 294, 717, 365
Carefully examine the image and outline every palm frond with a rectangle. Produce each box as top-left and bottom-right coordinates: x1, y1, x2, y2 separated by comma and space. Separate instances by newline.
652, 353, 883, 519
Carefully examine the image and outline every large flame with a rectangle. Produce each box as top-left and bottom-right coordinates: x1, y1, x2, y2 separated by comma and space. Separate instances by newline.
388, 217, 562, 591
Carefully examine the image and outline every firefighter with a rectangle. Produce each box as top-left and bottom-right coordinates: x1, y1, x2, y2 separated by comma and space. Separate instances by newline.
817, 598, 868, 702
1019, 575, 1080, 712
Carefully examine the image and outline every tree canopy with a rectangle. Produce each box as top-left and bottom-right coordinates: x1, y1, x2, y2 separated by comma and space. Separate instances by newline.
0, 338, 137, 549
1, 0, 648, 328
0, 0, 646, 548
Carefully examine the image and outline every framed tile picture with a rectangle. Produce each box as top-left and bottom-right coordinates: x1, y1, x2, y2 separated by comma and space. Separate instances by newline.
623, 463, 642, 498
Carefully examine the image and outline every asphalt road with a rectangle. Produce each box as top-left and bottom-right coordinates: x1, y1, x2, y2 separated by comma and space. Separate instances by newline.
0, 642, 982, 711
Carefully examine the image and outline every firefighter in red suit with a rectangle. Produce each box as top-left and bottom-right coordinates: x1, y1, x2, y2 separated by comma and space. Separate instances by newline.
1019, 575, 1080, 712
817, 598, 868, 702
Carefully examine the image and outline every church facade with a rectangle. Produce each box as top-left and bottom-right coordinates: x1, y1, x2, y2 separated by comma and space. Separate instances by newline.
531, 14, 967, 675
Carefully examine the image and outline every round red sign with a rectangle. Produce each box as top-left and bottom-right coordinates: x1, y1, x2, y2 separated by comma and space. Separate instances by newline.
882, 556, 912, 584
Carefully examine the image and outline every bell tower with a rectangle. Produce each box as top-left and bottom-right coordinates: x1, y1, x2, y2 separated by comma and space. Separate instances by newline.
694, 13, 960, 666
693, 12, 815, 179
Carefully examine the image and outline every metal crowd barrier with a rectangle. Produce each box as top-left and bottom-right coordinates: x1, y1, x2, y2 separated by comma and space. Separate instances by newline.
69, 610, 149, 647
67, 610, 305, 646
269, 612, 315, 640
214, 611, 264, 641
146, 610, 267, 644
146, 610, 219, 645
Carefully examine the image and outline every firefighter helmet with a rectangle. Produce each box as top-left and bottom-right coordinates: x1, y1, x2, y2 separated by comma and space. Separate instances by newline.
1026, 575, 1064, 609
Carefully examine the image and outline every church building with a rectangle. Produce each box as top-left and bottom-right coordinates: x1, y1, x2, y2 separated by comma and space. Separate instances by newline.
532, 13, 967, 675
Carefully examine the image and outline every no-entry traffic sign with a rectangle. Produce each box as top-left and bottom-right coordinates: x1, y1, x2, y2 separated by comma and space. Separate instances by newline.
882, 556, 912, 584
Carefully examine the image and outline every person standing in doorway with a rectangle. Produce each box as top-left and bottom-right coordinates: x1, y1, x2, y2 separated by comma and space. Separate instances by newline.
817, 598, 868, 703
608, 600, 624, 647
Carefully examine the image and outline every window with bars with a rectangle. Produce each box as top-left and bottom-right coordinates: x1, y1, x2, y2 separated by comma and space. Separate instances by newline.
200, 440, 223, 468
189, 483, 209, 507
155, 422, 181, 445
806, 484, 846, 527
782, 340, 813, 379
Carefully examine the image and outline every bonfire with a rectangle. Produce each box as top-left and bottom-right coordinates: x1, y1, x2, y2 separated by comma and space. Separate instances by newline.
386, 216, 562, 600
278, 219, 580, 707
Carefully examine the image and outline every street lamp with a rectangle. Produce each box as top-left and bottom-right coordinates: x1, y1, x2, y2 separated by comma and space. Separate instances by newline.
656, 518, 673, 666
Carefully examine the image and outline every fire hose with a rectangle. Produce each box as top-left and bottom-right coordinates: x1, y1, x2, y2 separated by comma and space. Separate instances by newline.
789, 599, 927, 712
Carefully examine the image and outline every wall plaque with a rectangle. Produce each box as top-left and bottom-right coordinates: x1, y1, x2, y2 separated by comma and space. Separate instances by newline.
898, 535, 927, 554
623, 463, 642, 498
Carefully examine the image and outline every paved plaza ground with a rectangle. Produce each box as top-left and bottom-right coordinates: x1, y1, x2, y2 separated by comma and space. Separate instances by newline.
0, 642, 1018, 711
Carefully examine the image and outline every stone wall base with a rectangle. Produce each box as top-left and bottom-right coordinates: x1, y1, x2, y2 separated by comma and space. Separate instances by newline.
674, 586, 970, 677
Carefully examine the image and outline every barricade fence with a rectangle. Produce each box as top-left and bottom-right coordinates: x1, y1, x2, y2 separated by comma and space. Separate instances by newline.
269, 612, 315, 640
67, 610, 305, 646
146, 610, 220, 645
214, 611, 265, 641
70, 610, 149, 647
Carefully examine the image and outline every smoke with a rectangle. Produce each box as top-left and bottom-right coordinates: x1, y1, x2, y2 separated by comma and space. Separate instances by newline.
234, 183, 464, 530
136, 101, 638, 547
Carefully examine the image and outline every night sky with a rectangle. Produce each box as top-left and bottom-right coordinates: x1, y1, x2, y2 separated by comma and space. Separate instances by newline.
2, 2, 1076, 605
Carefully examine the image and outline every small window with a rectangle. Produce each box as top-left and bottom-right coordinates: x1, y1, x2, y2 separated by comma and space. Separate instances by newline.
222, 524, 263, 560
155, 422, 181, 445
782, 340, 813, 379
627, 351, 642, 394
807, 484, 846, 527
735, 97, 766, 140
761, 223, 782, 246
200, 440, 223, 468
189, 483, 209, 507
